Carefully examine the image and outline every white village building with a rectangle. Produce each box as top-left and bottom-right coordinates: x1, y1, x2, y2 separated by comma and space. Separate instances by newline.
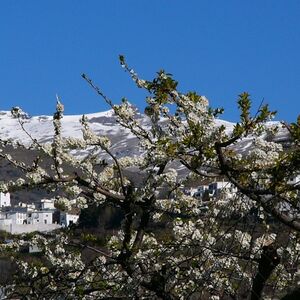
18, 202, 35, 211
60, 212, 79, 227
287, 175, 300, 186
40, 198, 55, 210
0, 192, 10, 207
183, 187, 199, 197
6, 210, 28, 225
26, 211, 53, 225
0, 205, 60, 234
193, 185, 209, 199
0, 195, 79, 234
188, 180, 238, 201
207, 181, 237, 198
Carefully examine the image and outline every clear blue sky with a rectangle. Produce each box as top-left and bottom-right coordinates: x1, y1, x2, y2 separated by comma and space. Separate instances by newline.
1, 1, 299, 122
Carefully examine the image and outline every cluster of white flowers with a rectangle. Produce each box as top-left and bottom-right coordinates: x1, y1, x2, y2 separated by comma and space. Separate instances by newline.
153, 168, 178, 186
26, 168, 47, 184
54, 197, 72, 211
234, 230, 252, 250
156, 192, 202, 216
214, 192, 257, 218
82, 128, 111, 149
246, 137, 283, 168
162, 168, 178, 185
64, 136, 87, 149
76, 196, 88, 209
113, 101, 135, 120
118, 156, 145, 168
97, 166, 114, 184
93, 192, 107, 204
252, 233, 277, 255
65, 185, 82, 197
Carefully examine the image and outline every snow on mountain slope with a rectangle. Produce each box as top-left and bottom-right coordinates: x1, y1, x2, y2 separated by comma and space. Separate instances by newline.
0, 110, 141, 157
0, 110, 289, 158
0, 110, 119, 143
0, 110, 291, 205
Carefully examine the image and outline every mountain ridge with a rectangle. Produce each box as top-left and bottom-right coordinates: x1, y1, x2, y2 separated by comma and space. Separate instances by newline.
0, 109, 291, 205
0, 109, 289, 151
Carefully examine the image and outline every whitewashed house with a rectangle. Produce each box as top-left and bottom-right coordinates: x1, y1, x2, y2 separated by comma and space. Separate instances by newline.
60, 212, 79, 227
40, 198, 55, 210
0, 192, 10, 207
18, 202, 35, 211
1, 207, 29, 225
287, 175, 300, 186
0, 195, 60, 234
0, 218, 12, 228
208, 181, 227, 197
0, 195, 82, 233
10, 211, 28, 225
183, 188, 199, 197
28, 244, 42, 253
0, 212, 7, 219
207, 181, 237, 198
193, 185, 209, 199
26, 211, 53, 225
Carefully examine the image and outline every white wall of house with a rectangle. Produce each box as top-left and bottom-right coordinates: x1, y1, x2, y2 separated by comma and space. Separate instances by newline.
0, 193, 10, 207
183, 188, 198, 196
60, 213, 79, 226
7, 212, 27, 225
18, 202, 35, 211
193, 185, 209, 199
0, 198, 63, 233
184, 181, 239, 200
27, 211, 53, 225
207, 181, 237, 197
40, 199, 55, 210
0, 211, 60, 234
209, 181, 228, 190
0, 212, 7, 219
0, 223, 61, 234
0, 218, 12, 226
288, 175, 300, 186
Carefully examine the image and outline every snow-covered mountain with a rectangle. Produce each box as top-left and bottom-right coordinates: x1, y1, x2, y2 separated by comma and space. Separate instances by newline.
0, 109, 289, 156
0, 110, 123, 143
0, 109, 291, 205
0, 110, 141, 158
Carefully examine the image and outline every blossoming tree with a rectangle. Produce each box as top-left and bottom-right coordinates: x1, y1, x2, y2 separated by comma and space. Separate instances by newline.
0, 57, 299, 299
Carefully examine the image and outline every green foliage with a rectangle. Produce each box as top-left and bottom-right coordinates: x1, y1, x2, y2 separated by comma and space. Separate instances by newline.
186, 91, 201, 103
237, 92, 251, 125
